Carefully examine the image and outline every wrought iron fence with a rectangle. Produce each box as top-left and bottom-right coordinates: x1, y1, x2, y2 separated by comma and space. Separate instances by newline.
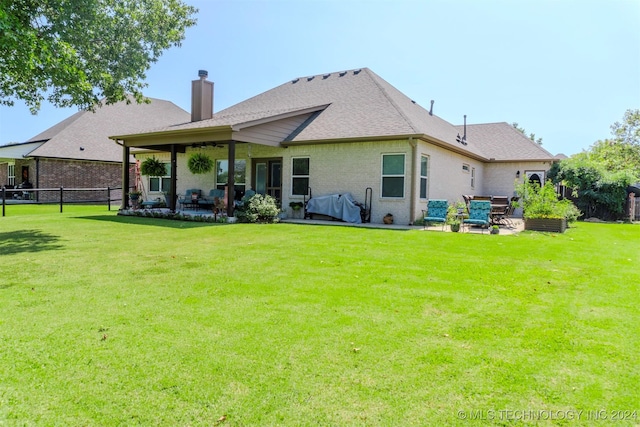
1, 186, 124, 217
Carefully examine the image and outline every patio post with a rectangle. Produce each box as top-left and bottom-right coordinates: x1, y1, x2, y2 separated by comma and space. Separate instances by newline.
121, 143, 130, 210
170, 144, 178, 211
227, 140, 235, 217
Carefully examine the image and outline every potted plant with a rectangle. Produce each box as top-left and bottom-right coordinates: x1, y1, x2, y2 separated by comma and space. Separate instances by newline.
129, 190, 142, 200
383, 213, 394, 224
446, 201, 467, 232
289, 201, 304, 218
140, 156, 166, 177
187, 152, 214, 175
515, 179, 581, 233
490, 225, 500, 234
128, 190, 142, 209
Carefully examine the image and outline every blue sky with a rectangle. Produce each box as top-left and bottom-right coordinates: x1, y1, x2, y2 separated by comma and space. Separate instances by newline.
1, 0, 638, 156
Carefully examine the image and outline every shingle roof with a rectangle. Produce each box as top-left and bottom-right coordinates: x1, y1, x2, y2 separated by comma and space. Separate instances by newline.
117, 68, 555, 162
456, 122, 556, 161
165, 68, 466, 147
26, 98, 189, 162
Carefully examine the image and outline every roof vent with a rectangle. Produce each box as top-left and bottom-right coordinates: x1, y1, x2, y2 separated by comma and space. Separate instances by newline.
353, 69, 362, 75
429, 100, 434, 116
411, 100, 416, 104
339, 71, 347, 77
292, 78, 299, 84
307, 76, 315, 81
323, 73, 331, 79
456, 115, 468, 145
198, 70, 208, 79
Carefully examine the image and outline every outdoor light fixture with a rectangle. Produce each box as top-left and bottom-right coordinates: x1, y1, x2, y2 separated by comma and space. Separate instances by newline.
516, 170, 520, 178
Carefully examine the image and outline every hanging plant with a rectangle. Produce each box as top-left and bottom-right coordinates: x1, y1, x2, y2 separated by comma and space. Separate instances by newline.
140, 156, 166, 177
188, 152, 214, 174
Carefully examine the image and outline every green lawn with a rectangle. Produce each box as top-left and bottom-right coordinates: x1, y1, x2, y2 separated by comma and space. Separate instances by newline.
1, 206, 638, 426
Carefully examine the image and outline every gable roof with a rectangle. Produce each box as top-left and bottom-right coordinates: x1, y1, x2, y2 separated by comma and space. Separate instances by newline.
113, 68, 555, 163
24, 98, 189, 162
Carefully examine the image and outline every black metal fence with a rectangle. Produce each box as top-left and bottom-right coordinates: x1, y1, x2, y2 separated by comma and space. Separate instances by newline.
1, 186, 124, 217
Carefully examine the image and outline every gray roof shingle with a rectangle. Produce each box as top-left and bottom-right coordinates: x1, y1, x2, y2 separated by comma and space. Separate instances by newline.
116, 68, 556, 162
456, 122, 556, 161
27, 98, 189, 162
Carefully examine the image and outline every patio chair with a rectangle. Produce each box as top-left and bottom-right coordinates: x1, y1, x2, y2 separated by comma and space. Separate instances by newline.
463, 200, 491, 232
422, 199, 448, 230
490, 196, 510, 224
199, 189, 225, 211
178, 189, 201, 210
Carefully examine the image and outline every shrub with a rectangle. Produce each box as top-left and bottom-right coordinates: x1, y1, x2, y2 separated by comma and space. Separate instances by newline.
515, 179, 581, 222
236, 194, 280, 223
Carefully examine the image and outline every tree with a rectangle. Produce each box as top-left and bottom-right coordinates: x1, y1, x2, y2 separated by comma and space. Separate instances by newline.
0, 0, 197, 113
549, 109, 640, 219
511, 122, 543, 145
611, 108, 640, 145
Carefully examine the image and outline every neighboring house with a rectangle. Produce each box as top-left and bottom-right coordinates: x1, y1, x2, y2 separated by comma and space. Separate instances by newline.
110, 68, 559, 224
0, 98, 189, 202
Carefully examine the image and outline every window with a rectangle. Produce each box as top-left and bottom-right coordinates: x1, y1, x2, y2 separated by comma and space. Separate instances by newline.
216, 159, 246, 199
381, 154, 405, 198
420, 156, 428, 199
7, 163, 15, 186
291, 157, 309, 196
149, 163, 170, 192
471, 167, 475, 189
462, 163, 470, 173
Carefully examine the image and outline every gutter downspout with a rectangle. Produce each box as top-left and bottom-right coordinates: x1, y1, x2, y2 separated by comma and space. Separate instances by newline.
408, 137, 417, 225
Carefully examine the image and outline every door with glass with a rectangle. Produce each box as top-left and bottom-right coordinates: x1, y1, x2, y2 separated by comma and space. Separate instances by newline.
253, 158, 282, 201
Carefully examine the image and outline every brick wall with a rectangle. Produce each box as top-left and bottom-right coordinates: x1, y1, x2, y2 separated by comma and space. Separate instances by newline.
34, 158, 126, 202
0, 163, 8, 185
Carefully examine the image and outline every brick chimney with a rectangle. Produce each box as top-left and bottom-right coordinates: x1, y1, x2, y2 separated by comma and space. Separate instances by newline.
191, 70, 213, 122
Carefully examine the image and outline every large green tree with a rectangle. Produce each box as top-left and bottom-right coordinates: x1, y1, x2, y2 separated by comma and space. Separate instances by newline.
549, 109, 640, 219
0, 0, 197, 113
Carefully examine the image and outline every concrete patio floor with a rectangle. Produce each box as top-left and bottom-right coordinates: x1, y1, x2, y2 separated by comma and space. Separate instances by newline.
281, 217, 524, 234
124, 207, 525, 235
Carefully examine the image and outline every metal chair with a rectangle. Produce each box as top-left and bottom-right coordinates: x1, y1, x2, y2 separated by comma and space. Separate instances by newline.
422, 199, 448, 230
463, 200, 491, 232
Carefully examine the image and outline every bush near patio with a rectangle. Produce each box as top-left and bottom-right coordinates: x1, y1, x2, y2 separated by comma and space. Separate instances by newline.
235, 193, 280, 223
515, 179, 581, 221
0, 205, 638, 425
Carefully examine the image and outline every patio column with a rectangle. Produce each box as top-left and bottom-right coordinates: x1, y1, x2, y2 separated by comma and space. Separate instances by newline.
227, 140, 235, 217
170, 144, 178, 211
121, 142, 130, 210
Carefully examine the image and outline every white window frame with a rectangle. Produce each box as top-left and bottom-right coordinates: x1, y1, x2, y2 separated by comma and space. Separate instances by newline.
7, 163, 15, 186
471, 167, 476, 189
291, 157, 310, 196
381, 153, 406, 198
148, 162, 170, 193
420, 155, 429, 199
